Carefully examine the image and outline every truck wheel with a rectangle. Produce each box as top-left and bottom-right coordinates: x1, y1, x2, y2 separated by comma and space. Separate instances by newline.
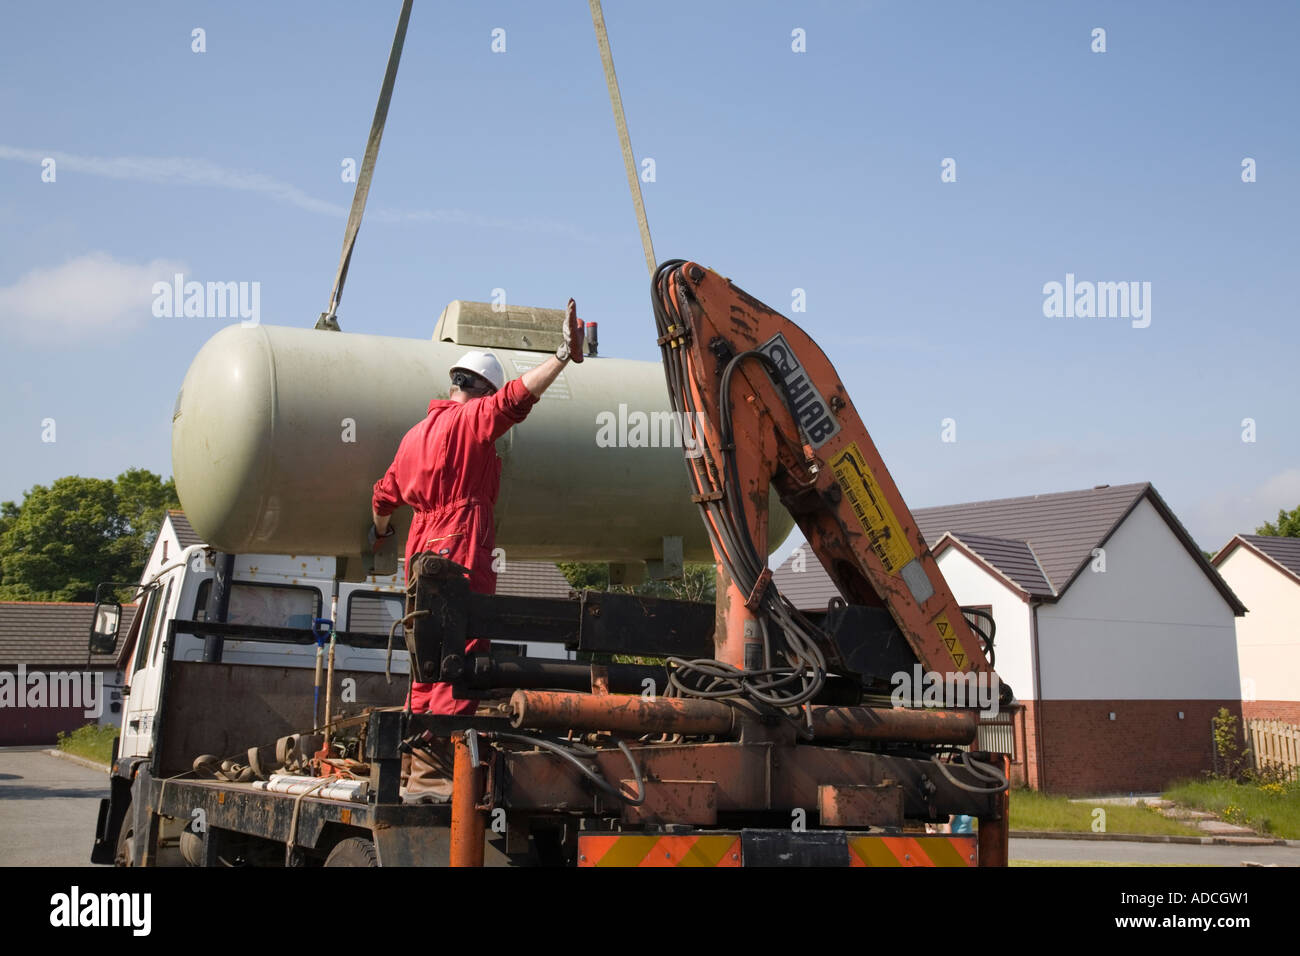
114, 803, 135, 867
180, 819, 205, 866
324, 837, 379, 867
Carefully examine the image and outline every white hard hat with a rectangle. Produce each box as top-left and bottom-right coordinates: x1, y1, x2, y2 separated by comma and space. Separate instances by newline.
449, 350, 505, 392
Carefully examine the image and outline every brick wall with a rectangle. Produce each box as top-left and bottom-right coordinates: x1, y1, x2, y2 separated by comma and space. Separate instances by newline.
1242, 700, 1300, 724
1034, 699, 1241, 796
1008, 702, 1040, 789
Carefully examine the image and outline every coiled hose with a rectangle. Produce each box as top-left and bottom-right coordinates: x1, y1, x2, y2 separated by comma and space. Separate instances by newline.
652, 261, 832, 710
930, 750, 1009, 794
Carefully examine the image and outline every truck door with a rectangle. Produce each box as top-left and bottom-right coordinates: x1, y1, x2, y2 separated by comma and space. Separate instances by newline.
117, 573, 177, 761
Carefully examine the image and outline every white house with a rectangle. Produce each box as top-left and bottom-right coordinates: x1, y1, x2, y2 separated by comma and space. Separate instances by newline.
773, 483, 1246, 795
142, 510, 205, 582
1212, 534, 1300, 725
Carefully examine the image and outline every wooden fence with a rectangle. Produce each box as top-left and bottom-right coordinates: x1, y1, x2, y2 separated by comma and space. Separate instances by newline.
1246, 719, 1300, 782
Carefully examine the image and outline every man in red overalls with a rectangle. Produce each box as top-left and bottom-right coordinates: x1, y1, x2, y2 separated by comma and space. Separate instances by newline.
369, 300, 584, 801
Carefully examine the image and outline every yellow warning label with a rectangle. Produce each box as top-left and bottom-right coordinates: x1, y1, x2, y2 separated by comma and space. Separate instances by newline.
829, 442, 916, 575
934, 613, 971, 672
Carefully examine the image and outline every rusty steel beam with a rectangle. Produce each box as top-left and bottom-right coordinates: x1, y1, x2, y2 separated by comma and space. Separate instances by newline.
817, 782, 904, 829
498, 741, 999, 820
809, 704, 977, 744
509, 690, 737, 737
512, 689, 976, 747
449, 733, 486, 868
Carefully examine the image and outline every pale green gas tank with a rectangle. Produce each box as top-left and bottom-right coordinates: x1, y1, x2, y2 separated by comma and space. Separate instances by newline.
172, 320, 793, 569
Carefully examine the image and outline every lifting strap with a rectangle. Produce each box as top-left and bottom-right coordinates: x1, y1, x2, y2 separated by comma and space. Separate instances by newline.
317, 0, 414, 331
588, 0, 657, 276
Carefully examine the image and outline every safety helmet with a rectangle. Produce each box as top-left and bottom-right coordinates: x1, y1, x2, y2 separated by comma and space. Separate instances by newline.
449, 350, 505, 393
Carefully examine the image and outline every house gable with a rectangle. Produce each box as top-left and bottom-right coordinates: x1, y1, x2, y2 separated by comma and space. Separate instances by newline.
932, 545, 1036, 704
1213, 544, 1300, 706
1035, 498, 1240, 700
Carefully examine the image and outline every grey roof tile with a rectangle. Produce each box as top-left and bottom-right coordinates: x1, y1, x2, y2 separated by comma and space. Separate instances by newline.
496, 562, 574, 599
939, 532, 1054, 597
1222, 534, 1300, 582
772, 482, 1244, 615
168, 510, 203, 548
771, 545, 840, 612
0, 602, 138, 669
913, 483, 1148, 592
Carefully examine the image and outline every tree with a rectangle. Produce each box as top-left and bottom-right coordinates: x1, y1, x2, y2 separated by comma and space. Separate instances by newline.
0, 501, 19, 590
557, 561, 717, 603
0, 470, 180, 602
557, 561, 614, 592
1256, 505, 1300, 538
113, 469, 179, 570
656, 564, 717, 603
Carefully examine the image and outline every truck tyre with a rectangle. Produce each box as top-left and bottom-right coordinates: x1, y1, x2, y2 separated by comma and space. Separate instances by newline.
324, 837, 379, 867
180, 819, 205, 866
114, 801, 135, 867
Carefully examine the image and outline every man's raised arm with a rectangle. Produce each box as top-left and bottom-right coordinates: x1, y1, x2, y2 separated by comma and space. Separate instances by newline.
522, 298, 585, 397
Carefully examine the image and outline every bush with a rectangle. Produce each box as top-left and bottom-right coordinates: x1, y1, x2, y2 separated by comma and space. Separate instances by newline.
55, 723, 119, 766
1210, 707, 1251, 781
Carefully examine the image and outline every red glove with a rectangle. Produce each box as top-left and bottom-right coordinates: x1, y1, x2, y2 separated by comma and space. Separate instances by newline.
564, 298, 585, 364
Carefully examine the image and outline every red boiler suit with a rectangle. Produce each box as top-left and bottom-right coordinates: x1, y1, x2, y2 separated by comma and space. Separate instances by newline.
371, 377, 539, 716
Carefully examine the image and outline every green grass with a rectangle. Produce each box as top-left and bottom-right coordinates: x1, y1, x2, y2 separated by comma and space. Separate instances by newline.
1008, 788, 1201, 837
1011, 861, 1209, 867
55, 723, 118, 766
1164, 778, 1300, 840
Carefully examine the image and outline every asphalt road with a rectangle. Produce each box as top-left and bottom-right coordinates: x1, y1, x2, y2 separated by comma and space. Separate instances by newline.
0, 747, 107, 866
1011, 837, 1300, 866
4, 748, 1298, 868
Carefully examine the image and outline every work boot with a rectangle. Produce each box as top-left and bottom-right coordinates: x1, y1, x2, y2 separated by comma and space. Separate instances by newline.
400, 737, 454, 805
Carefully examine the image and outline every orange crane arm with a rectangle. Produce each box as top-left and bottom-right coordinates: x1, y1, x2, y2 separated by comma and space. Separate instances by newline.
652, 260, 999, 697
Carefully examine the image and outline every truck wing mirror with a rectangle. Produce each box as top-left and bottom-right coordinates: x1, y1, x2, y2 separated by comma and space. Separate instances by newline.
89, 600, 122, 655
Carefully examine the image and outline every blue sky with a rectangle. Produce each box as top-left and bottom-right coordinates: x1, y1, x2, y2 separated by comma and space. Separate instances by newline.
1, 0, 1296, 559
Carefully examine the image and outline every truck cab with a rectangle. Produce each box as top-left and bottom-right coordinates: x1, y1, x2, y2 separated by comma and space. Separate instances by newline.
112, 548, 411, 766
90, 544, 578, 865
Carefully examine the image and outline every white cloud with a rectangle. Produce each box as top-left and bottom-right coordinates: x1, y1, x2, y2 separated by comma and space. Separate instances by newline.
0, 145, 595, 240
0, 252, 186, 339
0, 145, 345, 217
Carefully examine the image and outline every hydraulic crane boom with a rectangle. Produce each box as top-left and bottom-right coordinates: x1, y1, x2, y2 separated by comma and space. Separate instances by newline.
652, 260, 1006, 704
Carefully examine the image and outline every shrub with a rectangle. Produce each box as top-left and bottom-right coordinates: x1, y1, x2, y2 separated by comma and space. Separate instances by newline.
1210, 707, 1251, 781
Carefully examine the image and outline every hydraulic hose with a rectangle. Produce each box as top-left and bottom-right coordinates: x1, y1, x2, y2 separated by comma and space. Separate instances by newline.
488, 731, 645, 806
652, 261, 831, 709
